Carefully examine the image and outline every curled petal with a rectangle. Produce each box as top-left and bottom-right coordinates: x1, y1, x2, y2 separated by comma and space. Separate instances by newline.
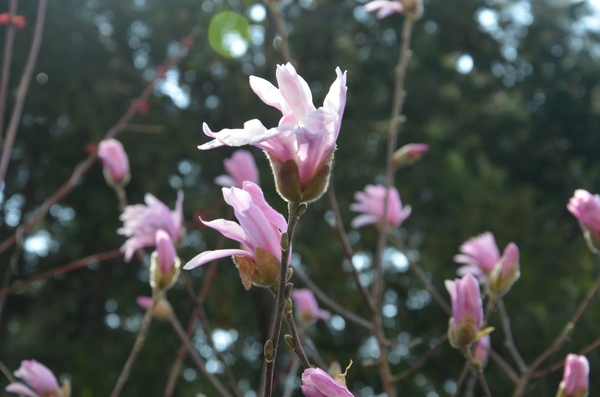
184, 249, 252, 270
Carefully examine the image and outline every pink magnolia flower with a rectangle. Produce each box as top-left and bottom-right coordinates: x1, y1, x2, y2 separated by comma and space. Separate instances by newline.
214, 150, 260, 188
291, 289, 331, 323
559, 354, 589, 397
0, 13, 27, 29
200, 63, 347, 203
184, 181, 287, 290
5, 360, 62, 397
97, 138, 130, 185
568, 189, 600, 253
445, 273, 483, 348
364, 0, 404, 19
118, 191, 184, 261
349, 184, 411, 229
301, 368, 354, 397
454, 232, 520, 295
150, 229, 181, 291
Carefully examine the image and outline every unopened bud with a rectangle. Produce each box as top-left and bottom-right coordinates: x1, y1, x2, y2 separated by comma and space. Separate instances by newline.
285, 298, 293, 313
284, 334, 295, 349
61, 379, 72, 397
297, 202, 308, 217
401, 0, 423, 19
281, 232, 289, 251
285, 283, 294, 300
264, 340, 274, 363
448, 315, 478, 349
392, 143, 429, 168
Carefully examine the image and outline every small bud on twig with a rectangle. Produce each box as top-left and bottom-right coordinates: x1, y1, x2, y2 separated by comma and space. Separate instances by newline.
285, 282, 293, 300
264, 340, 274, 363
280, 232, 289, 251
284, 334, 295, 350
285, 298, 293, 314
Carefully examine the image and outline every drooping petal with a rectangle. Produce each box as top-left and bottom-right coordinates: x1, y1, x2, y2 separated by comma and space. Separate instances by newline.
5, 383, 39, 397
201, 218, 249, 248
184, 249, 252, 270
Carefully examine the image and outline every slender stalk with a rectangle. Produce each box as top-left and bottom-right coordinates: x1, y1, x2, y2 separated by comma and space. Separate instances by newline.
326, 186, 376, 314
0, 249, 122, 298
489, 349, 519, 383
265, 0, 292, 64
0, 0, 48, 186
284, 311, 311, 369
0, 25, 201, 258
369, 17, 416, 396
168, 307, 234, 397
497, 298, 527, 373
465, 349, 493, 397
0, 359, 17, 383
110, 292, 159, 397
391, 334, 447, 382
263, 201, 301, 397
451, 360, 470, 397
291, 264, 373, 330
282, 356, 301, 397
0, 0, 18, 141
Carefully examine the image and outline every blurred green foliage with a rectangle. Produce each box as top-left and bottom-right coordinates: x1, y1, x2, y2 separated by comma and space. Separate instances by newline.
0, 0, 599, 396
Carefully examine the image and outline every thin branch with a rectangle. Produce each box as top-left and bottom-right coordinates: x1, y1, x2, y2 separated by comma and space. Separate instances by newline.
531, 336, 600, 379
0, 0, 48, 186
465, 349, 493, 397
489, 349, 519, 383
0, 249, 122, 298
282, 356, 301, 397
110, 293, 158, 397
392, 334, 447, 382
263, 201, 301, 397
168, 307, 234, 397
284, 311, 311, 369
0, 359, 17, 383
0, 0, 18, 141
265, 0, 292, 64
497, 298, 527, 373
326, 186, 376, 314
451, 361, 470, 397
291, 265, 373, 330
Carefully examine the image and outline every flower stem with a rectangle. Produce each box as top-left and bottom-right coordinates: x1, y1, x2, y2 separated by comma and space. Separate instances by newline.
284, 310, 311, 369
262, 201, 302, 397
0, 0, 18, 142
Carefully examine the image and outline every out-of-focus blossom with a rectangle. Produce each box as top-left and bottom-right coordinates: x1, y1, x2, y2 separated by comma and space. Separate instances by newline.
454, 232, 520, 296
364, 0, 422, 18
200, 63, 347, 203
557, 354, 589, 397
214, 150, 260, 188
568, 189, 600, 253
150, 230, 181, 291
364, 0, 404, 19
474, 335, 490, 367
301, 368, 354, 397
136, 296, 173, 320
445, 273, 483, 349
392, 143, 429, 168
291, 289, 331, 323
118, 191, 184, 261
5, 360, 67, 397
97, 138, 130, 186
184, 182, 287, 290
0, 13, 27, 29
350, 184, 411, 229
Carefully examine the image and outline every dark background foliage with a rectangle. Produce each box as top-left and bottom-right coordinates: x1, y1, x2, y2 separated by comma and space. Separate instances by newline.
0, 0, 599, 395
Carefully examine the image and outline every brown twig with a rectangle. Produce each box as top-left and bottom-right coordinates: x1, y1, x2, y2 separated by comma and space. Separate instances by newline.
284, 311, 311, 369
0, 358, 17, 383
263, 201, 301, 397
451, 360, 471, 397
531, 335, 600, 380
110, 293, 158, 397
0, 25, 201, 258
465, 349, 493, 397
291, 265, 373, 330
326, 186, 376, 314
0, 0, 48, 186
0, 249, 122, 298
489, 349, 519, 383
0, 0, 18, 141
497, 298, 527, 373
392, 333, 447, 382
265, 0, 292, 64
168, 306, 234, 397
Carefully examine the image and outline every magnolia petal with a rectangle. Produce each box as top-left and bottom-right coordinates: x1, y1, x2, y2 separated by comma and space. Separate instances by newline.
201, 218, 248, 247
184, 249, 251, 270
5, 383, 39, 397
249, 75, 289, 114
350, 214, 379, 229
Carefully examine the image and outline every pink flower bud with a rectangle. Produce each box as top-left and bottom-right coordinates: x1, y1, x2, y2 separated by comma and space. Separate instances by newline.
301, 368, 354, 397
5, 360, 62, 397
474, 335, 490, 367
454, 232, 500, 277
392, 143, 429, 168
136, 296, 172, 320
291, 289, 330, 323
150, 230, 180, 291
350, 184, 411, 229
568, 189, 600, 253
97, 138, 130, 186
445, 273, 483, 349
489, 242, 520, 296
214, 150, 260, 188
558, 354, 589, 397
0, 13, 26, 29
